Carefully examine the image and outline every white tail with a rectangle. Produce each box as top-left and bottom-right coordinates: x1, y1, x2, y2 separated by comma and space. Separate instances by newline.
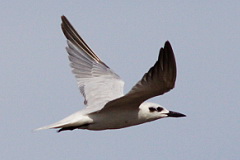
34, 111, 93, 132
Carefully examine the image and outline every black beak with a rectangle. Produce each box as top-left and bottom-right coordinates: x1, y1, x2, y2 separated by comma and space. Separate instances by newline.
167, 111, 186, 118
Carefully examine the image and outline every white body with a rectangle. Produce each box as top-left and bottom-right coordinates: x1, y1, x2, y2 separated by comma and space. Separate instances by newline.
37, 102, 169, 131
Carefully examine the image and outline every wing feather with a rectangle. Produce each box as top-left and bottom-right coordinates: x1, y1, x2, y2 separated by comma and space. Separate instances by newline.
61, 16, 124, 109
126, 41, 176, 102
103, 41, 176, 110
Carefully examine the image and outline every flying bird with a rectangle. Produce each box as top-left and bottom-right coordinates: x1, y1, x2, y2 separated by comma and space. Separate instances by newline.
36, 16, 185, 132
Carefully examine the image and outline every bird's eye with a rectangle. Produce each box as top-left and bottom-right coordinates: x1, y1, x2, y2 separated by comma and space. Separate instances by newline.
149, 107, 156, 112
157, 107, 163, 112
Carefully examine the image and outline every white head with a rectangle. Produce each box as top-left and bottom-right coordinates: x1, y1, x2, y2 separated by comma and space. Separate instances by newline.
138, 102, 186, 121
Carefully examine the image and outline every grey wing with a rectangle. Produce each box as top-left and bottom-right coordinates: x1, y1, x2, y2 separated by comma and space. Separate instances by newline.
61, 16, 124, 109
104, 41, 176, 110
126, 41, 176, 103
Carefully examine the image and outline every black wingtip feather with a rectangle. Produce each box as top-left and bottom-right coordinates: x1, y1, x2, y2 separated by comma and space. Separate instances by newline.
165, 41, 171, 47
157, 40, 177, 87
164, 41, 177, 82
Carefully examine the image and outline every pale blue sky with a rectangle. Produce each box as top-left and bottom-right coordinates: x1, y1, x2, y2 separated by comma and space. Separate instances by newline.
1, 1, 240, 160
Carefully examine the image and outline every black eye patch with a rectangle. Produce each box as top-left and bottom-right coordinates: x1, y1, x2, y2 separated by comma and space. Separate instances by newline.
157, 107, 163, 112
149, 107, 157, 112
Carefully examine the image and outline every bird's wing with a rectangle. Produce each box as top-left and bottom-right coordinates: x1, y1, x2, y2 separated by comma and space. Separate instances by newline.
126, 41, 176, 102
61, 16, 124, 109
103, 41, 176, 110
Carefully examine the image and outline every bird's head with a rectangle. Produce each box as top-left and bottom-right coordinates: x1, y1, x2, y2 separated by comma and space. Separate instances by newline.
139, 102, 186, 121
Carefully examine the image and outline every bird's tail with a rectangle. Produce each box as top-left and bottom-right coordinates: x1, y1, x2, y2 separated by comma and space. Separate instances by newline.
34, 111, 92, 132
34, 121, 69, 131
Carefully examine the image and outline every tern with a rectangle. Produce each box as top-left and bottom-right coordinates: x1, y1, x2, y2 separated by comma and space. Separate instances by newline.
36, 16, 185, 132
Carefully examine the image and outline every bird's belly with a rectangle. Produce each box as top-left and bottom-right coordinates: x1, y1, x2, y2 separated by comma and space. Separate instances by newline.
87, 109, 143, 130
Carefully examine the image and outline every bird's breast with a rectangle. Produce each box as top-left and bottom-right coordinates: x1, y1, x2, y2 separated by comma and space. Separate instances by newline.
87, 108, 144, 130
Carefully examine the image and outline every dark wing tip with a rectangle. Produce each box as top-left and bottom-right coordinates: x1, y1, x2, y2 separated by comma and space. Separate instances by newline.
60, 15, 77, 41
60, 16, 108, 67
164, 41, 177, 86
157, 40, 177, 88
164, 41, 174, 58
61, 15, 72, 31
165, 40, 170, 47
124, 40, 178, 104
61, 15, 69, 29
166, 41, 176, 75
61, 15, 66, 21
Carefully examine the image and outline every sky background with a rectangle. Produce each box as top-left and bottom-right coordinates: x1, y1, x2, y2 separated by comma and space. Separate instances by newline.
1, 1, 240, 160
